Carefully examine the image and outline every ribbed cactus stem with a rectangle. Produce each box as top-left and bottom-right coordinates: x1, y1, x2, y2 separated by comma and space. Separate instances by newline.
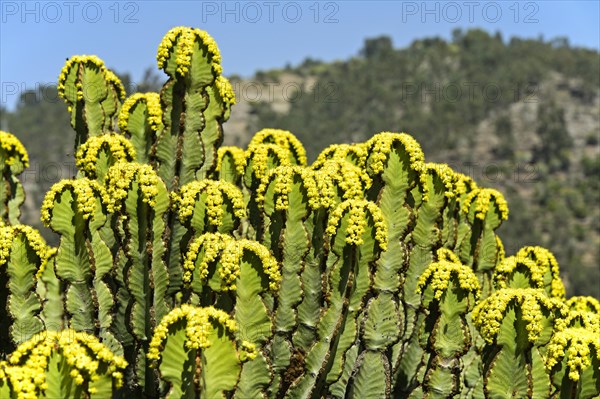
75, 133, 136, 182
105, 162, 170, 396
147, 305, 256, 398
0, 131, 28, 225
118, 93, 163, 164
473, 288, 565, 398
248, 128, 308, 166
1, 329, 127, 399
57, 56, 125, 149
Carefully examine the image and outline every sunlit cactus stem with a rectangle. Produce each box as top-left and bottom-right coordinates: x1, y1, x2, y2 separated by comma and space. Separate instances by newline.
154, 27, 235, 190
147, 305, 256, 398
118, 93, 163, 164
57, 56, 126, 149
414, 258, 480, 398
0, 329, 127, 399
0, 131, 29, 225
286, 199, 389, 398
40, 178, 119, 353
104, 162, 170, 396
0, 225, 54, 356
473, 288, 565, 399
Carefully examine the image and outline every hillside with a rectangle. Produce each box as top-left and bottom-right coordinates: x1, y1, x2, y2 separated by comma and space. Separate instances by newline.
1, 29, 598, 297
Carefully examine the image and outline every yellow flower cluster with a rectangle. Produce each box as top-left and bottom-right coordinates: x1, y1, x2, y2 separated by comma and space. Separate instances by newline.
214, 76, 236, 106
555, 308, 600, 332
105, 163, 161, 212
173, 180, 246, 226
156, 27, 222, 76
496, 236, 505, 262
435, 247, 460, 263
183, 234, 281, 293
104, 69, 126, 101
472, 288, 563, 344
256, 166, 321, 211
316, 160, 372, 206
248, 129, 308, 166
0, 225, 13, 266
5, 330, 126, 398
545, 327, 600, 381
312, 143, 368, 170
216, 146, 247, 176
118, 93, 163, 133
227, 239, 281, 293
416, 260, 480, 300
566, 296, 600, 314
245, 144, 292, 182
453, 172, 478, 197
365, 132, 424, 175
147, 305, 256, 363
57, 55, 104, 101
0, 131, 29, 169
494, 255, 546, 290
418, 163, 456, 201
183, 233, 231, 285
461, 188, 509, 221
326, 199, 387, 251
57, 55, 124, 105
515, 246, 565, 299
41, 179, 104, 226
75, 134, 136, 178
0, 225, 53, 276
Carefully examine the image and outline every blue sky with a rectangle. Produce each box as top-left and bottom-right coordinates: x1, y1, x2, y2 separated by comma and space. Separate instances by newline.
1, 1, 599, 110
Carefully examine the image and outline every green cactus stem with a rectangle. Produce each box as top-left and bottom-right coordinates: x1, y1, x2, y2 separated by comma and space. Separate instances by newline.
285, 199, 388, 398
104, 162, 170, 395
118, 93, 163, 164
40, 178, 119, 352
57, 56, 126, 149
75, 133, 137, 182
415, 259, 480, 398
0, 329, 127, 399
473, 288, 565, 399
147, 305, 256, 398
248, 129, 308, 166
154, 27, 235, 190
0, 225, 54, 354
0, 131, 29, 225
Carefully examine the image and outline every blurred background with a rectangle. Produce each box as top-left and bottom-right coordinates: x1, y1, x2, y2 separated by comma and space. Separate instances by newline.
1, 1, 599, 297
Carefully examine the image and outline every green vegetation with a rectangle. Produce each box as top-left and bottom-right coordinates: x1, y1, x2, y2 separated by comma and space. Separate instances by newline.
0, 27, 598, 398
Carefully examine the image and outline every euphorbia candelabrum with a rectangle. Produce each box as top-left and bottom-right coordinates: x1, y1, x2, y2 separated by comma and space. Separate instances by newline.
0, 26, 598, 399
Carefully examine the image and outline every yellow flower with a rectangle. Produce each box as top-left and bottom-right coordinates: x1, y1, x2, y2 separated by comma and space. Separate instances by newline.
157, 27, 222, 76
147, 305, 256, 364
248, 129, 307, 166
545, 327, 599, 381
216, 146, 247, 177
365, 132, 424, 176
104, 162, 164, 211
75, 133, 136, 179
326, 199, 387, 251
172, 180, 246, 226
462, 188, 509, 221
0, 130, 29, 169
472, 288, 564, 344
312, 143, 368, 170
41, 179, 105, 226
119, 92, 163, 133
416, 259, 480, 301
